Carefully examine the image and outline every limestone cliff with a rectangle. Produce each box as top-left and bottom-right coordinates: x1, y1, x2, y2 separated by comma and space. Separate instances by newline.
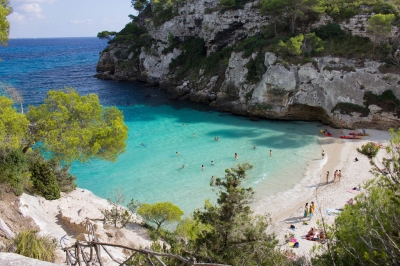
95, 0, 400, 129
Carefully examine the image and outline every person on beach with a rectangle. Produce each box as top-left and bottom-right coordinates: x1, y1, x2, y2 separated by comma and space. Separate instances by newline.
326, 171, 329, 184
338, 170, 342, 182
304, 203, 309, 218
310, 202, 315, 219
270, 150, 272, 157
322, 150, 325, 159
333, 170, 338, 182
354, 157, 358, 162
235, 153, 238, 160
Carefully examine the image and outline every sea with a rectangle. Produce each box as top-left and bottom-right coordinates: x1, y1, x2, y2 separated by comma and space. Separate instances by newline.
0, 37, 326, 215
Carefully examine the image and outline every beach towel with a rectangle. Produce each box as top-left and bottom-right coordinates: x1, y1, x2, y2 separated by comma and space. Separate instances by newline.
347, 187, 361, 193
326, 208, 342, 216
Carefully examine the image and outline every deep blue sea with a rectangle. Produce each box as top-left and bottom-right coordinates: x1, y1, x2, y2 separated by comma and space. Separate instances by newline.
0, 38, 325, 215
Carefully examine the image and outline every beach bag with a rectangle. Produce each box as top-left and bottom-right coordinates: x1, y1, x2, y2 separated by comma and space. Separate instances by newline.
294, 242, 299, 248
290, 225, 295, 229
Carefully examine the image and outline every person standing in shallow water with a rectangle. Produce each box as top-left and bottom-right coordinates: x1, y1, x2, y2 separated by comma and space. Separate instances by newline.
270, 150, 272, 156
235, 153, 238, 160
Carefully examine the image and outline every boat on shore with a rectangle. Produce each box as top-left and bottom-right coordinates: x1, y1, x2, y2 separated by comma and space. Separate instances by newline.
340, 135, 363, 139
349, 132, 369, 136
320, 130, 332, 137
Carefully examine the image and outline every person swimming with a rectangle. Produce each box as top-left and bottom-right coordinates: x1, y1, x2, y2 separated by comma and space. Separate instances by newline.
181, 165, 185, 169
176, 151, 179, 156
211, 160, 214, 165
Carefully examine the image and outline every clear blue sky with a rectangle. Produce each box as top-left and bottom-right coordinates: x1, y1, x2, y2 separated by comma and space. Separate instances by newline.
8, 0, 136, 38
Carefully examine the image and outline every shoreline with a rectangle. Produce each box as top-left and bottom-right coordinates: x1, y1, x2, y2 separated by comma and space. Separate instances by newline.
268, 128, 390, 258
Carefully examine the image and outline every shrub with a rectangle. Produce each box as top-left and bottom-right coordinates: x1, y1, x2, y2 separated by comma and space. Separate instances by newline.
48, 159, 76, 193
0, 149, 29, 196
357, 142, 380, 159
7, 230, 57, 262
364, 90, 400, 116
30, 161, 60, 200
331, 102, 370, 117
313, 23, 344, 40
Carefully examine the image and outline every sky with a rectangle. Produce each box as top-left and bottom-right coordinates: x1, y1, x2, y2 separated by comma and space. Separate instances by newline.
7, 0, 136, 38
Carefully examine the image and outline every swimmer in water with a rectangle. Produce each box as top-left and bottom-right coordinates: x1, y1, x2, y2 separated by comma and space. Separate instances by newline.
141, 143, 145, 146
182, 165, 185, 169
201, 165, 204, 170
211, 160, 214, 165
254, 145, 257, 149
176, 152, 179, 156
235, 153, 238, 160
193, 133, 196, 137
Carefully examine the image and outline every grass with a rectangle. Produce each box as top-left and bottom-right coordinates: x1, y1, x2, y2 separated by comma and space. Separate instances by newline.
7, 230, 57, 262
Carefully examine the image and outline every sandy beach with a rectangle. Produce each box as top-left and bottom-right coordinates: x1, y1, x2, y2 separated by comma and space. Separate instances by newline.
269, 128, 391, 259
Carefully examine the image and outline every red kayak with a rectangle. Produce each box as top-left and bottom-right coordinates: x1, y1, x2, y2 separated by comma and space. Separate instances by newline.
340, 135, 363, 139
349, 132, 369, 136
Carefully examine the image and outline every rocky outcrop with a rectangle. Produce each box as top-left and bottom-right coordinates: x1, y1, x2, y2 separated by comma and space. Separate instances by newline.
95, 0, 400, 129
0, 253, 59, 266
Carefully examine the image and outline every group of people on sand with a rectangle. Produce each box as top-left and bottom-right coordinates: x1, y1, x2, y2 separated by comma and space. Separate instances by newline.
304, 202, 315, 219
325, 169, 342, 184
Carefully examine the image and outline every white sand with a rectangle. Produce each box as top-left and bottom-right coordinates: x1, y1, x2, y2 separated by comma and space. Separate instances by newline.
268, 128, 391, 259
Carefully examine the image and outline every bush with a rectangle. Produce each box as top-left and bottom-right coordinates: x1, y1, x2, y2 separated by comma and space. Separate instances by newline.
313, 23, 344, 40
48, 159, 76, 193
0, 149, 29, 196
30, 161, 60, 200
357, 142, 380, 159
364, 90, 400, 116
7, 230, 57, 262
331, 102, 370, 117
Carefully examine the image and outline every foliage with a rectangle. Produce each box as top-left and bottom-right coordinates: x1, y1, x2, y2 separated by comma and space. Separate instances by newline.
48, 159, 76, 193
331, 102, 370, 117
260, 0, 325, 34
29, 161, 60, 200
101, 189, 139, 228
220, 0, 235, 9
363, 89, 400, 116
367, 13, 395, 48
27, 88, 128, 164
0, 0, 12, 46
0, 96, 29, 152
137, 201, 183, 230
0, 84, 24, 113
202, 46, 233, 77
131, 0, 149, 13
234, 34, 268, 58
110, 22, 148, 47
357, 142, 380, 159
179, 163, 288, 265
302, 32, 325, 55
169, 37, 207, 78
96, 31, 117, 40
0, 149, 29, 196
246, 51, 266, 83
312, 23, 345, 40
313, 128, 400, 265
276, 34, 305, 56
6, 230, 57, 262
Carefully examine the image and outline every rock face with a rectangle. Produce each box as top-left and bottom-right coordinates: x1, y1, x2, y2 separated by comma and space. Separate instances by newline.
95, 0, 400, 129
0, 253, 59, 266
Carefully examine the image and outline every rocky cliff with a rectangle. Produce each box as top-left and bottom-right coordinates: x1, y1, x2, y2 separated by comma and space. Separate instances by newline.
95, 0, 400, 129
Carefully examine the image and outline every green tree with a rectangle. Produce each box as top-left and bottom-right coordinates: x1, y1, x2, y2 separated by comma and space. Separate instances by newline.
302, 32, 325, 55
137, 201, 184, 230
261, 0, 325, 34
96, 31, 117, 40
186, 163, 287, 265
220, 0, 235, 9
0, 0, 12, 46
367, 13, 395, 49
0, 149, 29, 196
30, 161, 60, 200
26, 88, 128, 164
131, 0, 149, 13
0, 96, 29, 152
276, 34, 304, 56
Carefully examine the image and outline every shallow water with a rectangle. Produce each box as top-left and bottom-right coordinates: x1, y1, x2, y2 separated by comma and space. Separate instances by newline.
0, 38, 323, 215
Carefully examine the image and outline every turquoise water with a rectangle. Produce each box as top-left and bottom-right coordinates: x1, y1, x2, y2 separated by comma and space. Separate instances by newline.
0, 38, 323, 215
71, 103, 322, 214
